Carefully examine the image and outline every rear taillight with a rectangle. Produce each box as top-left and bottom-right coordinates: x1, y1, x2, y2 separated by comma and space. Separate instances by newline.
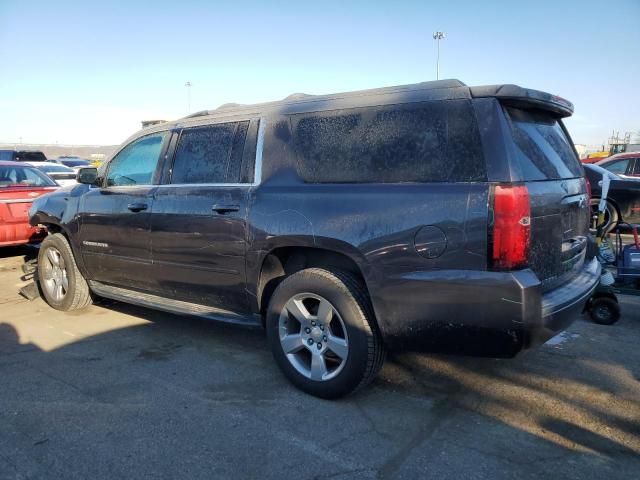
491, 185, 531, 270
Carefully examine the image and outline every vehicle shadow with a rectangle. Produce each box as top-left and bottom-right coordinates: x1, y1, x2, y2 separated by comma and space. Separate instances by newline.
0, 245, 38, 261
1, 296, 639, 478
378, 317, 640, 462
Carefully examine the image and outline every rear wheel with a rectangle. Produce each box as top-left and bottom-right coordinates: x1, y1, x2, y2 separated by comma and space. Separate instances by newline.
37, 233, 92, 311
589, 297, 620, 325
266, 268, 385, 399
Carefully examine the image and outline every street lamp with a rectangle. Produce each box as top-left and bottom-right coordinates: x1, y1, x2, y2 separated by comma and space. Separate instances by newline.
432, 31, 445, 80
185, 81, 192, 113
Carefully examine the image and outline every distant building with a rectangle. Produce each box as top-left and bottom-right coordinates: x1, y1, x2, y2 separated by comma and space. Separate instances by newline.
141, 119, 167, 129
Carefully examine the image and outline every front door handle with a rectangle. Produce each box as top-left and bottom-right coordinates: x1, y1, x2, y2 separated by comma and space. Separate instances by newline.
127, 203, 148, 212
212, 204, 240, 214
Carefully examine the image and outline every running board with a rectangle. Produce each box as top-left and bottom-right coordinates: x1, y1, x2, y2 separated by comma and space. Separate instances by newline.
89, 281, 261, 328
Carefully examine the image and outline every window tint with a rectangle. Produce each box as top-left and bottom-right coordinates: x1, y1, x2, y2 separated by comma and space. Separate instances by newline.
631, 159, 640, 176
0, 165, 57, 187
506, 108, 583, 180
292, 100, 486, 183
106, 132, 166, 186
17, 151, 47, 162
171, 121, 249, 184
603, 159, 629, 175
0, 151, 15, 161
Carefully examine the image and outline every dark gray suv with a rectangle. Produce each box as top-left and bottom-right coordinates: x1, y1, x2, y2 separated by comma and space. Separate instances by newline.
29, 79, 600, 398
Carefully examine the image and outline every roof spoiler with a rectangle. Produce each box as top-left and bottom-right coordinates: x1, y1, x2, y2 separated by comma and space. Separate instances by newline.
470, 84, 574, 117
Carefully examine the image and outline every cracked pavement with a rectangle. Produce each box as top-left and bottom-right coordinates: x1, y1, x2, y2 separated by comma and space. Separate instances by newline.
0, 247, 639, 480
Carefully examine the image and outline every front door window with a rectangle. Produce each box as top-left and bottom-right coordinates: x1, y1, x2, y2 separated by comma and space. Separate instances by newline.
106, 133, 167, 186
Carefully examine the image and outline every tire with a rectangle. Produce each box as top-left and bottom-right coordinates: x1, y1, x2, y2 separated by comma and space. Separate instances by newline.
266, 268, 385, 399
590, 198, 619, 234
589, 297, 620, 325
37, 233, 93, 311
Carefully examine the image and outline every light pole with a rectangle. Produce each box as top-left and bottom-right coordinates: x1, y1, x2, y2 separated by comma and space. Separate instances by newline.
433, 31, 445, 80
185, 81, 192, 114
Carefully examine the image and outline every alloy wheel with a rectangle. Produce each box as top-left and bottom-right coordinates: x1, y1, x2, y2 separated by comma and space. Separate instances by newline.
41, 246, 69, 302
278, 293, 349, 381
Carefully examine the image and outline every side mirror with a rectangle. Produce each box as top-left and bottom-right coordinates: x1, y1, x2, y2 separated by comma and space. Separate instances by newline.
76, 167, 99, 185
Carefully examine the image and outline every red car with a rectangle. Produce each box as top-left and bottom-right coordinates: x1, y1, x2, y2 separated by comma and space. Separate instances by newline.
0, 161, 58, 247
595, 152, 640, 178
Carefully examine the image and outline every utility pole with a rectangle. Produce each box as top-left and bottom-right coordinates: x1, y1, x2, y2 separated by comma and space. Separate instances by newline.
185, 81, 192, 114
433, 31, 445, 80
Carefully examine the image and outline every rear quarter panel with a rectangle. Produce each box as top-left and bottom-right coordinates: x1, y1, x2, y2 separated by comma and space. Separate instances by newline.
247, 175, 490, 338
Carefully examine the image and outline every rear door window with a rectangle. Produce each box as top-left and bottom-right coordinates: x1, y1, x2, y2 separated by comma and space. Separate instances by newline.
505, 107, 583, 180
602, 159, 630, 175
170, 121, 249, 184
291, 100, 486, 183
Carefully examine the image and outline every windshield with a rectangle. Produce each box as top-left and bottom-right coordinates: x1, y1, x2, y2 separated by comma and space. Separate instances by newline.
17, 151, 48, 162
37, 164, 75, 173
0, 165, 58, 187
61, 159, 90, 167
506, 107, 583, 180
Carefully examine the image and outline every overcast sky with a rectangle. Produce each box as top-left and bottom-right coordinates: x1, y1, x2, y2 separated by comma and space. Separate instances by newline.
1, 0, 638, 148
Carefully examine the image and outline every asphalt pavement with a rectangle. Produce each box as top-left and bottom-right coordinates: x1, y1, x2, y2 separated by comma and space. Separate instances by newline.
0, 246, 638, 480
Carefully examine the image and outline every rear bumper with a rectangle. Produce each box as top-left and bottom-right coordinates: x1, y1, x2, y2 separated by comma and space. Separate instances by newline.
371, 257, 601, 356
0, 223, 46, 247
527, 257, 600, 347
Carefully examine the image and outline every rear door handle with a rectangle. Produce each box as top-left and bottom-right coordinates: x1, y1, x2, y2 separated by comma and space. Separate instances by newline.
212, 204, 240, 214
127, 203, 148, 212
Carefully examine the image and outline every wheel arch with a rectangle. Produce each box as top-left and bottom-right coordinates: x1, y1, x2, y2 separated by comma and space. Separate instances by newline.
254, 244, 374, 323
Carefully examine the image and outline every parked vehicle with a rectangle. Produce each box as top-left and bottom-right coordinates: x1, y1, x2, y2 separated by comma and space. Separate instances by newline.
0, 150, 48, 163
584, 163, 640, 232
29, 79, 600, 398
50, 157, 91, 171
595, 152, 640, 178
31, 163, 78, 187
0, 161, 57, 247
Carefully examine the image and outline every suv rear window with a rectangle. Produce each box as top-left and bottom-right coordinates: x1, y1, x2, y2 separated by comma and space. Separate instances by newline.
17, 151, 47, 162
291, 100, 486, 183
506, 107, 583, 180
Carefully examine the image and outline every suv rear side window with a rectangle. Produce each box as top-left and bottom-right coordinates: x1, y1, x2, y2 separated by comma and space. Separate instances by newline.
506, 107, 583, 180
291, 100, 486, 183
170, 121, 249, 184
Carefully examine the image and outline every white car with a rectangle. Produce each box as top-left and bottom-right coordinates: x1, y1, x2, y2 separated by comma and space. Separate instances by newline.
50, 157, 92, 171
28, 162, 78, 187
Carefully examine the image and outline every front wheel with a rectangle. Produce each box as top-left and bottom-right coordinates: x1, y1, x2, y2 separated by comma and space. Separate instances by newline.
266, 268, 385, 399
37, 233, 93, 311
